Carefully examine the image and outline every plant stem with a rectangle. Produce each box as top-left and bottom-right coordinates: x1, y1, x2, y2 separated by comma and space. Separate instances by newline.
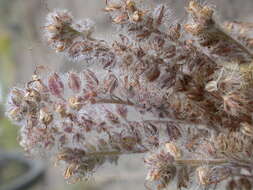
86, 150, 146, 157
96, 98, 134, 106
175, 159, 228, 166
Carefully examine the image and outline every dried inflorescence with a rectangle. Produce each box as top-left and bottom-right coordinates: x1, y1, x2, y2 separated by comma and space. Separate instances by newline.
5, 0, 253, 189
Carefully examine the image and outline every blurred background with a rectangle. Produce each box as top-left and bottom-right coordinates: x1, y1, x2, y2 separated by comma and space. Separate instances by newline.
0, 0, 252, 189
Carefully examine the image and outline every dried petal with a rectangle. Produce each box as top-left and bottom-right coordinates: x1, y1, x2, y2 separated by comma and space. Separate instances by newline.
68, 72, 81, 93
84, 69, 99, 90
103, 74, 118, 94
48, 73, 64, 97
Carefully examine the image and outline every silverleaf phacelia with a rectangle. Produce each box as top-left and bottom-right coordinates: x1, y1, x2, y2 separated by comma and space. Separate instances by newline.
5, 1, 253, 189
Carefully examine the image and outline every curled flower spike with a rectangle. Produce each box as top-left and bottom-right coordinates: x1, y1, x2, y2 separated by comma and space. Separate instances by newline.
6, 69, 186, 183
44, 9, 115, 66
185, 1, 253, 65
44, 10, 78, 52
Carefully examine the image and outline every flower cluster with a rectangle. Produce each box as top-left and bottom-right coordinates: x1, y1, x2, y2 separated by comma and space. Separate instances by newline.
5, 0, 253, 189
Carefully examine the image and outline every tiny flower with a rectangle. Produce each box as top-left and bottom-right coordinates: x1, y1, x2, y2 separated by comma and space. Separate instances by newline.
54, 103, 68, 117
165, 142, 182, 159
145, 149, 176, 189
238, 178, 252, 190
68, 96, 83, 110
240, 122, 253, 137
205, 80, 218, 92
44, 9, 75, 51
39, 108, 53, 125
126, 0, 136, 12
9, 88, 25, 106
223, 93, 253, 117
132, 11, 143, 22
24, 89, 41, 103
7, 107, 23, 122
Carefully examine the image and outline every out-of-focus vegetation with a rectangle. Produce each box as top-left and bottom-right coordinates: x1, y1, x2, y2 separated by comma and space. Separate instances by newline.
0, 33, 18, 150
0, 159, 29, 185
0, 0, 18, 150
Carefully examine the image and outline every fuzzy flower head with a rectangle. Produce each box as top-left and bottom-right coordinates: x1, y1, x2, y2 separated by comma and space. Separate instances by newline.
44, 9, 94, 53
144, 145, 176, 190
